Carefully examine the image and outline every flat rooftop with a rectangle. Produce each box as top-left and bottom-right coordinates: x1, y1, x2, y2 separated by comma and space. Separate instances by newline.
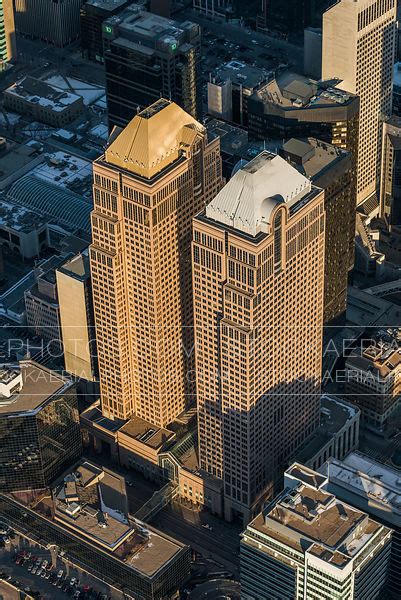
5, 77, 81, 113
0, 360, 68, 416
326, 452, 401, 521
119, 414, 175, 449
206, 118, 248, 156
282, 137, 349, 182
84, 0, 128, 11
57, 251, 90, 281
295, 394, 359, 464
346, 328, 401, 378
248, 476, 382, 567
53, 460, 187, 577
212, 60, 271, 91
0, 197, 47, 233
256, 73, 356, 110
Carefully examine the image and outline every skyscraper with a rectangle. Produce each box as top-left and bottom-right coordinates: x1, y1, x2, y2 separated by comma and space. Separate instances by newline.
322, 0, 397, 206
0, 0, 16, 65
193, 152, 325, 522
90, 99, 222, 425
103, 8, 201, 130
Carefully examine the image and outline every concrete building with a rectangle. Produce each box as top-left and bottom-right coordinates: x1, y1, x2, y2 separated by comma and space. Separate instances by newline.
294, 394, 360, 472
90, 99, 222, 424
281, 137, 356, 325
0, 0, 16, 64
248, 72, 360, 168
56, 251, 97, 382
80, 0, 130, 62
322, 0, 397, 206
0, 360, 81, 492
393, 62, 401, 116
14, 0, 82, 46
103, 8, 202, 129
4, 77, 84, 128
25, 267, 61, 343
344, 328, 401, 428
241, 463, 392, 600
0, 199, 49, 259
0, 461, 191, 600
208, 61, 272, 127
324, 451, 401, 592
193, 152, 325, 522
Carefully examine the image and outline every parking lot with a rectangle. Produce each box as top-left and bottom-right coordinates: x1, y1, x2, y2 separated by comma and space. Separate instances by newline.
0, 536, 118, 600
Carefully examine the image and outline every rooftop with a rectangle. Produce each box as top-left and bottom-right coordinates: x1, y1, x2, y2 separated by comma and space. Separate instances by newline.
104, 99, 204, 179
211, 60, 272, 91
30, 151, 92, 195
281, 137, 350, 183
247, 463, 385, 568
54, 461, 132, 550
295, 394, 360, 465
205, 151, 312, 236
325, 452, 401, 522
119, 414, 175, 450
255, 73, 356, 111
0, 360, 69, 416
57, 251, 90, 281
0, 197, 47, 233
5, 77, 82, 113
52, 460, 187, 577
206, 118, 248, 156
346, 328, 401, 378
84, 0, 129, 11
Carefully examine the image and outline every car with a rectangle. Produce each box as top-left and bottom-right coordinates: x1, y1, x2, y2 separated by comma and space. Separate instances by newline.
45, 571, 51, 579
36, 568, 42, 577
62, 582, 69, 592
41, 570, 47, 578
18, 558, 25, 566
57, 578, 64, 588
57, 569, 63, 578
27, 563, 33, 572
73, 591, 81, 599
70, 577, 77, 586
31, 567, 37, 575
41, 560, 48, 569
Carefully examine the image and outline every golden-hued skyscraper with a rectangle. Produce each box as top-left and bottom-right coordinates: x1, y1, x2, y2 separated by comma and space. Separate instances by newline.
322, 0, 396, 206
90, 99, 222, 426
193, 153, 325, 522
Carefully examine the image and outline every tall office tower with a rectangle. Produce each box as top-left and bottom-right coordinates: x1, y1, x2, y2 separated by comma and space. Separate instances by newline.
80, 0, 130, 62
322, 0, 397, 206
14, 0, 82, 47
0, 0, 16, 64
193, 152, 325, 522
103, 8, 201, 130
281, 138, 356, 325
90, 99, 222, 425
56, 252, 98, 382
241, 463, 392, 600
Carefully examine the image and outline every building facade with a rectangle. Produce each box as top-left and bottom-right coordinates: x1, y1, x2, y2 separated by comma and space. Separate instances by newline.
379, 116, 401, 228
281, 137, 356, 325
322, 0, 397, 206
0, 0, 16, 64
57, 252, 98, 382
241, 463, 392, 600
324, 452, 401, 593
193, 152, 325, 522
90, 99, 222, 425
14, 0, 82, 47
103, 8, 201, 130
80, 0, 130, 62
344, 328, 401, 427
0, 360, 81, 492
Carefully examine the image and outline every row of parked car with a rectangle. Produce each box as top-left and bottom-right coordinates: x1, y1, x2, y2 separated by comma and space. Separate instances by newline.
14, 550, 110, 599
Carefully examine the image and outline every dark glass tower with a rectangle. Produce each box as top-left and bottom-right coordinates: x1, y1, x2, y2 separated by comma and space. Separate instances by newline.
103, 8, 201, 130
0, 360, 82, 492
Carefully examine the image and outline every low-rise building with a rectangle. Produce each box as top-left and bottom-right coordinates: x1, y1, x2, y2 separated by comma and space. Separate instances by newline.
324, 451, 401, 592
4, 77, 84, 127
293, 394, 360, 472
25, 268, 61, 343
0, 460, 191, 600
0, 199, 49, 259
0, 359, 81, 492
241, 463, 392, 600
344, 328, 401, 428
208, 61, 272, 127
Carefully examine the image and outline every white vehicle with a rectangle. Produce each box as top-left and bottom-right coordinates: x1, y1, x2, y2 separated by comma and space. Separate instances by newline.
57, 570, 63, 578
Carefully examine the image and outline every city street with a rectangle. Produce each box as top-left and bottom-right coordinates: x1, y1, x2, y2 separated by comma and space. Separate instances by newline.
150, 500, 241, 577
